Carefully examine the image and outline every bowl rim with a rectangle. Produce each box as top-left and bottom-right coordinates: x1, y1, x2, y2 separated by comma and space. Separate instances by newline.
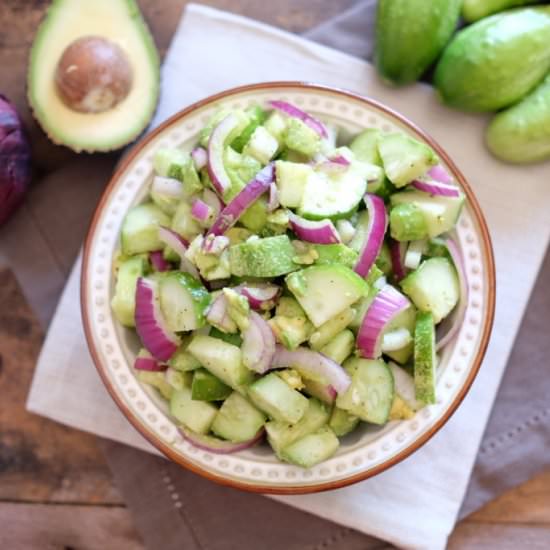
81, 81, 496, 494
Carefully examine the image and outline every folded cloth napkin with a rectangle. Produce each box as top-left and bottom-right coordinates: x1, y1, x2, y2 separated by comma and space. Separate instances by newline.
27, 3, 550, 549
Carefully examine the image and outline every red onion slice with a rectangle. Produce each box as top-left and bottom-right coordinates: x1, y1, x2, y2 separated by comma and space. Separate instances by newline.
389, 238, 408, 282
157, 226, 200, 280
206, 293, 237, 333
268, 100, 328, 138
149, 250, 170, 272
411, 178, 461, 198
134, 353, 167, 372
207, 113, 243, 195
202, 188, 224, 217
354, 194, 388, 278
208, 163, 275, 236
151, 176, 183, 199
191, 198, 212, 223
271, 345, 351, 394
288, 212, 341, 244
179, 425, 265, 454
428, 164, 453, 184
242, 311, 276, 373
267, 181, 279, 212
236, 283, 281, 310
357, 285, 411, 359
135, 278, 179, 361
191, 147, 208, 171
436, 238, 469, 351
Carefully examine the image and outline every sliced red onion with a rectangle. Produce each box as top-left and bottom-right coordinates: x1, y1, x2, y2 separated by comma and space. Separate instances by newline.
202, 234, 230, 255
267, 181, 279, 212
411, 178, 461, 198
428, 164, 453, 184
135, 278, 179, 361
202, 188, 223, 217
236, 283, 281, 311
328, 154, 350, 166
288, 212, 341, 244
389, 239, 408, 282
354, 194, 388, 278
179, 425, 264, 454
149, 250, 170, 272
208, 163, 274, 236
207, 113, 243, 195
357, 285, 410, 359
157, 226, 200, 280
268, 100, 328, 138
134, 353, 167, 372
191, 198, 212, 223
191, 147, 208, 171
271, 345, 351, 394
151, 176, 184, 199
206, 293, 237, 333
242, 311, 276, 373
436, 238, 468, 351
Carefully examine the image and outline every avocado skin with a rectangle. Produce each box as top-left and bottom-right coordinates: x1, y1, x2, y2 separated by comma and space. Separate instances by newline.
374, 0, 462, 85
486, 73, 550, 164
462, 0, 538, 23
434, 7, 550, 112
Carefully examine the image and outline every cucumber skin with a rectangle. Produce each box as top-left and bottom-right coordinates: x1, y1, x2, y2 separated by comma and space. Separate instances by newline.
414, 312, 437, 405
375, 0, 462, 85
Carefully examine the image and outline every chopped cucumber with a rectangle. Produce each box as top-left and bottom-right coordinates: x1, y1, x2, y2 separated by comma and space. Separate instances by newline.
121, 203, 170, 255
243, 125, 279, 164
111, 255, 148, 327
231, 105, 268, 152
329, 407, 360, 437
390, 203, 429, 242
280, 426, 339, 468
171, 201, 202, 243
313, 244, 358, 269
286, 265, 369, 327
248, 373, 309, 424
136, 371, 173, 400
191, 368, 232, 401
349, 128, 382, 166
284, 118, 321, 157
309, 308, 355, 350
275, 160, 315, 208
165, 368, 191, 391
210, 326, 242, 347
264, 111, 287, 141
414, 312, 437, 405
211, 392, 266, 442
168, 339, 202, 372
400, 257, 459, 323
170, 386, 218, 434
383, 303, 417, 365
320, 330, 355, 364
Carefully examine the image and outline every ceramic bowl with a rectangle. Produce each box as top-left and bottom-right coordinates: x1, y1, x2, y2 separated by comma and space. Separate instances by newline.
81, 82, 495, 494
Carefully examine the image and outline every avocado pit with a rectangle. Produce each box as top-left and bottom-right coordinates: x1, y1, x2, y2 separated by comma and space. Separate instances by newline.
55, 36, 133, 114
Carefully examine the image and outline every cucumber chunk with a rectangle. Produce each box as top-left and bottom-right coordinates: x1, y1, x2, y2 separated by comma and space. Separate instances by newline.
400, 257, 459, 323
111, 255, 148, 327
319, 329, 355, 365
309, 308, 355, 350
383, 303, 417, 365
187, 335, 254, 390
350, 128, 382, 166
171, 201, 203, 243
388, 361, 423, 413
280, 426, 339, 468
275, 160, 314, 208
390, 203, 429, 242
121, 203, 170, 255
191, 368, 232, 401
248, 373, 308, 424
286, 265, 369, 327
313, 244, 358, 269
136, 371, 173, 400
336, 359, 395, 424
284, 118, 321, 157
170, 386, 218, 434
414, 312, 437, 405
266, 398, 330, 456
243, 125, 279, 164
158, 272, 211, 332
329, 407, 360, 437
211, 392, 266, 442
168, 339, 202, 372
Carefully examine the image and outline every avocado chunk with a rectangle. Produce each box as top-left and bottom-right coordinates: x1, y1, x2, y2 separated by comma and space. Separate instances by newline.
375, 0, 462, 85
390, 203, 429, 242
28, 0, 160, 152
313, 244, 358, 269
434, 7, 550, 112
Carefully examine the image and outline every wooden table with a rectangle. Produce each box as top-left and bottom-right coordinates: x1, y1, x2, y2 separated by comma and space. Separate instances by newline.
1, 1, 549, 548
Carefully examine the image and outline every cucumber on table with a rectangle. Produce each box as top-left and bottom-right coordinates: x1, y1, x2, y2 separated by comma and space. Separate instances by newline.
170, 386, 218, 434
121, 203, 170, 255
280, 426, 340, 468
211, 392, 266, 442
414, 312, 437, 405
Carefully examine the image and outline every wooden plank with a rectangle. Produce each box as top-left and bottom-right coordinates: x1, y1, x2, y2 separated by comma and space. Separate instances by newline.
0, 268, 122, 505
0, 502, 144, 550
449, 523, 550, 550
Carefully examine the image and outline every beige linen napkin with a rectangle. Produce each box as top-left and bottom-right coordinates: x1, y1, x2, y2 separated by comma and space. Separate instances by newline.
28, 4, 550, 549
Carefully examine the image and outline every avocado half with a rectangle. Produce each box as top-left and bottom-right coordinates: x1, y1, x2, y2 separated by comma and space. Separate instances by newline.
27, 0, 160, 153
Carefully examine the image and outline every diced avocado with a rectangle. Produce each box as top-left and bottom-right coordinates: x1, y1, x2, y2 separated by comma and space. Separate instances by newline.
27, 0, 160, 153
121, 203, 170, 255
329, 407, 360, 437
158, 272, 211, 332
243, 125, 279, 164
389, 394, 416, 420
229, 235, 298, 277
187, 335, 254, 390
434, 7, 550, 112
210, 327, 242, 347
269, 315, 313, 350
350, 128, 382, 165
111, 255, 148, 327
191, 368, 232, 401
223, 288, 250, 331
390, 190, 464, 238
171, 201, 202, 243
374, 0, 462, 85
336, 359, 394, 424
400, 257, 459, 323
136, 371, 173, 400
414, 312, 437, 405
378, 133, 438, 187
211, 392, 266, 442
231, 104, 268, 152
276, 369, 304, 390
248, 373, 308, 424
309, 308, 355, 350
266, 398, 330, 456
276, 296, 307, 318
280, 426, 339, 468
194, 247, 231, 281
320, 330, 355, 365
284, 118, 321, 157
390, 203, 429, 242
286, 265, 369, 327
275, 160, 315, 208
313, 244, 358, 269
170, 386, 218, 434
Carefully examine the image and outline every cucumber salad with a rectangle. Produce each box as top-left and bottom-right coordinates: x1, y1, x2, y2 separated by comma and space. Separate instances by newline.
111, 100, 468, 468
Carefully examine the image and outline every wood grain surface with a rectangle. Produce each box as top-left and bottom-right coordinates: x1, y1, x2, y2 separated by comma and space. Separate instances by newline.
0, 0, 549, 549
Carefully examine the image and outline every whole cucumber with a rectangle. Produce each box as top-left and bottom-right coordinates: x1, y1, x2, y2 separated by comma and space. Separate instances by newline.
486, 73, 550, 164
434, 7, 550, 112
374, 0, 462, 86
462, 0, 540, 23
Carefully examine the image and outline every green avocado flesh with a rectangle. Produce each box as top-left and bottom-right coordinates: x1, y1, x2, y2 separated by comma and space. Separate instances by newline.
28, 0, 160, 152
